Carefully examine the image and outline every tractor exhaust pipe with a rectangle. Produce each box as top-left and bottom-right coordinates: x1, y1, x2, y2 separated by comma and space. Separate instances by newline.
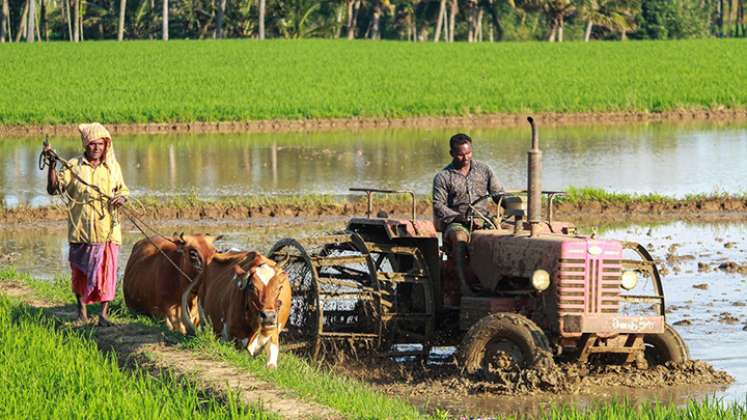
527, 117, 542, 237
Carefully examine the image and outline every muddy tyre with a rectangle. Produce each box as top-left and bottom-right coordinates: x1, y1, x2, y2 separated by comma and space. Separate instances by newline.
644, 323, 690, 365
458, 313, 554, 377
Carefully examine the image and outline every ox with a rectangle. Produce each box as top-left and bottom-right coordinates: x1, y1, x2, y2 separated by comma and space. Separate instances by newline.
186, 251, 291, 368
123, 233, 220, 334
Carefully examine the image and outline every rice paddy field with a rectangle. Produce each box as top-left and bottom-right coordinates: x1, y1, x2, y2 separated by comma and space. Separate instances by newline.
1, 39, 746, 125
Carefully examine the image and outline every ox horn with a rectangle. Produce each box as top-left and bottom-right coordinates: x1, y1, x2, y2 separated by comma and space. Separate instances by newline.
180, 276, 202, 336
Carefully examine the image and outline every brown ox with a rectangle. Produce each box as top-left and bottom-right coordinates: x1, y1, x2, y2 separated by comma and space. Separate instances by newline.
123, 233, 220, 334
187, 251, 291, 368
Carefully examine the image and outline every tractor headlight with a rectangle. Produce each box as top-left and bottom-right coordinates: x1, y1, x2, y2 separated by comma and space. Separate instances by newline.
531, 269, 551, 291
621, 270, 638, 290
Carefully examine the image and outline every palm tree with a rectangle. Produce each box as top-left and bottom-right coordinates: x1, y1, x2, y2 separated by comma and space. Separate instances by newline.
259, 0, 266, 39
433, 0, 446, 41
578, 0, 638, 41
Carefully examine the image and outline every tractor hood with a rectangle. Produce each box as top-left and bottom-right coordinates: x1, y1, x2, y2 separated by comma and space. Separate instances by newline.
469, 230, 620, 292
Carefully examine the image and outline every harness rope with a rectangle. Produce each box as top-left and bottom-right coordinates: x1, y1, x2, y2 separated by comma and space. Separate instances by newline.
40, 145, 200, 285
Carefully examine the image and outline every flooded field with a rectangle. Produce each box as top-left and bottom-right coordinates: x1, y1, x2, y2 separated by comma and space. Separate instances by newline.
1, 218, 746, 416
2, 121, 747, 207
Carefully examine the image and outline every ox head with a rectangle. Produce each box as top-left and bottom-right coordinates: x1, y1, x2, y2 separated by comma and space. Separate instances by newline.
173, 232, 223, 280
232, 254, 288, 330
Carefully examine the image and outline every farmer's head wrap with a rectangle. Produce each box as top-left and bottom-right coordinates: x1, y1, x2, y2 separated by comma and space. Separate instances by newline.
78, 122, 117, 166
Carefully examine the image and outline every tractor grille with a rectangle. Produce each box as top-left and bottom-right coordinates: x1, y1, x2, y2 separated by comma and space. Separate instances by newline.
557, 256, 622, 315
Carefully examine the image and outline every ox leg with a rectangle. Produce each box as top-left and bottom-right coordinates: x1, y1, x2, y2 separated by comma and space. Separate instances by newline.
267, 333, 280, 369
247, 331, 262, 356
221, 322, 231, 342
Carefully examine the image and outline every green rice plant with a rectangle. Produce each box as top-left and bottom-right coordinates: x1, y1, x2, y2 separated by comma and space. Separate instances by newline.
0, 39, 746, 125
0, 295, 271, 419
541, 398, 747, 420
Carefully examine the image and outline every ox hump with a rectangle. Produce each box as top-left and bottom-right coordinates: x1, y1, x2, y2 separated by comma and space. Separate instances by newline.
253, 263, 275, 286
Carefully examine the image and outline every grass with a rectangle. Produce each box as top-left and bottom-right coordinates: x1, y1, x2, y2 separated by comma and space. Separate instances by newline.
3, 266, 747, 419
1, 39, 746, 125
541, 398, 747, 419
0, 294, 269, 419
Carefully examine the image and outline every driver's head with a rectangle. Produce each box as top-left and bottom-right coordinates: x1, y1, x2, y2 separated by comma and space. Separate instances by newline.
449, 133, 473, 169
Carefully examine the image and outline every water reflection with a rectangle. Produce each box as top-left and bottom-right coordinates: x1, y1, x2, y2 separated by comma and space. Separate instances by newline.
2, 121, 746, 207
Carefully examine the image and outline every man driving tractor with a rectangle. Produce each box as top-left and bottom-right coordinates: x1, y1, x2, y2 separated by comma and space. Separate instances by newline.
432, 133, 504, 305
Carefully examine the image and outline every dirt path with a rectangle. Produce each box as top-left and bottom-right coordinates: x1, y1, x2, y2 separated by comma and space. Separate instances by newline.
2, 109, 747, 137
0, 282, 341, 420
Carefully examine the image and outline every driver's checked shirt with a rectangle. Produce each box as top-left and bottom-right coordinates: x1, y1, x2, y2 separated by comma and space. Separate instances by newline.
432, 160, 504, 232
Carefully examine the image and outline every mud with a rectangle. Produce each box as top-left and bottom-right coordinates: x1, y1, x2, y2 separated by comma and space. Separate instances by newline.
338, 356, 732, 400
3, 196, 747, 225
2, 109, 747, 138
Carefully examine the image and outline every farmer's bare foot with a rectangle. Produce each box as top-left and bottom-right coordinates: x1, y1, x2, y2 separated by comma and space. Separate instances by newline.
72, 315, 89, 327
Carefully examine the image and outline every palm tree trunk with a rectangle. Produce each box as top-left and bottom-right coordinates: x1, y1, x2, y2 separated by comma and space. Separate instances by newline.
369, 1, 381, 39
0, 0, 9, 42
78, 0, 83, 41
467, 1, 475, 42
71, 0, 78, 41
557, 15, 564, 42
412, 11, 417, 41
162, 0, 168, 40
434, 0, 445, 42
64, 0, 72, 40
476, 8, 483, 42
215, 0, 225, 38
448, 0, 457, 42
346, 0, 359, 39
15, 0, 28, 42
584, 19, 592, 41
258, 0, 265, 39
117, 0, 125, 40
547, 18, 557, 42
27, 0, 35, 42
40, 0, 46, 41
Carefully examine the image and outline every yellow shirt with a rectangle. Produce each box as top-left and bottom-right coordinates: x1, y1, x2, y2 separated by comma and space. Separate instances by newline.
59, 155, 129, 244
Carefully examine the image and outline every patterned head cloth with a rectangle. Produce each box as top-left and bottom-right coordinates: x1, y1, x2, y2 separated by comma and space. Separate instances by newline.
78, 123, 117, 165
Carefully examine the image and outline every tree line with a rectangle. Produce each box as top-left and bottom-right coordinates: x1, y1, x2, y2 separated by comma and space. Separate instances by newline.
1, 0, 745, 43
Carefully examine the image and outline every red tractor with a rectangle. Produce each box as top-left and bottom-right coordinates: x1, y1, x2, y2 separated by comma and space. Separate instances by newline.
269, 117, 689, 375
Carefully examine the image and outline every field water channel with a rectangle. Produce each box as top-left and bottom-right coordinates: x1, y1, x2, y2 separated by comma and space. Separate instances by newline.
2, 121, 747, 207
2, 120, 747, 416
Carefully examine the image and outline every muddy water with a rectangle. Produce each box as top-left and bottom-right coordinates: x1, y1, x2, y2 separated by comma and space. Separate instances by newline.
1, 219, 747, 416
2, 121, 747, 207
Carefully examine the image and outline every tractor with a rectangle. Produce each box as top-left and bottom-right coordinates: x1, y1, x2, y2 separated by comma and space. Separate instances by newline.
268, 117, 689, 376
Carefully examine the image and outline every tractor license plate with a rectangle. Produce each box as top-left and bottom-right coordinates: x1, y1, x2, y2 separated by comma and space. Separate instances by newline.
581, 314, 664, 334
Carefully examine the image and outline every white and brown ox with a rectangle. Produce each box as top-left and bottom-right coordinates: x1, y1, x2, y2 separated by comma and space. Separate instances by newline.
124, 233, 220, 334
184, 251, 291, 368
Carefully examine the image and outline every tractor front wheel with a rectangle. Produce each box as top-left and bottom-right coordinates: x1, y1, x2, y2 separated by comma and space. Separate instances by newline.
644, 323, 690, 366
458, 313, 554, 377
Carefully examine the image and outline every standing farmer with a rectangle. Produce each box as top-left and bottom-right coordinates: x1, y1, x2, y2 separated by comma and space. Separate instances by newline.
44, 123, 129, 326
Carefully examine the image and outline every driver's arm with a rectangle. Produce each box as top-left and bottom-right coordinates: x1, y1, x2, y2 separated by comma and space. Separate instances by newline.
433, 173, 461, 224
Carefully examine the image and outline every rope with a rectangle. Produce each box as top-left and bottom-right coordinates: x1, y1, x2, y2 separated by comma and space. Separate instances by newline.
40, 146, 200, 285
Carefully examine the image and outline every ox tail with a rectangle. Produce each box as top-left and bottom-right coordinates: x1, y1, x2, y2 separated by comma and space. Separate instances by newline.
180, 277, 201, 335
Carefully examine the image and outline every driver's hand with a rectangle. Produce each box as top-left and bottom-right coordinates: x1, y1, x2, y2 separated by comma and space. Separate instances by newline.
472, 218, 485, 230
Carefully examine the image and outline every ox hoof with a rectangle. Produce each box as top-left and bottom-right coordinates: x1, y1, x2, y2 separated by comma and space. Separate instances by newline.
266, 363, 277, 369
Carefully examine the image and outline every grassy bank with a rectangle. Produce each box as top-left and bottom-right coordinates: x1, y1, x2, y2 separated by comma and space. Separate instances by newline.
2, 189, 746, 224
0, 294, 265, 419
1, 39, 746, 125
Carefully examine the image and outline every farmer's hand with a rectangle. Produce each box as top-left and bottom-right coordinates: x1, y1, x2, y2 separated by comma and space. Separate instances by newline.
42, 142, 52, 154
109, 196, 127, 209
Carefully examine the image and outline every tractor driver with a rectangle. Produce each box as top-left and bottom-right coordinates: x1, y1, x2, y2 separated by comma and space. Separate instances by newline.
432, 133, 504, 304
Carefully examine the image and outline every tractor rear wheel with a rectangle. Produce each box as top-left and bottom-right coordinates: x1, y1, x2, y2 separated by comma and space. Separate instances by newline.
644, 323, 690, 366
458, 313, 554, 377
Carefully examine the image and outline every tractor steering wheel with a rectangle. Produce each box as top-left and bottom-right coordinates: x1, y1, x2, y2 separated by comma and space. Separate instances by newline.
466, 192, 508, 231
